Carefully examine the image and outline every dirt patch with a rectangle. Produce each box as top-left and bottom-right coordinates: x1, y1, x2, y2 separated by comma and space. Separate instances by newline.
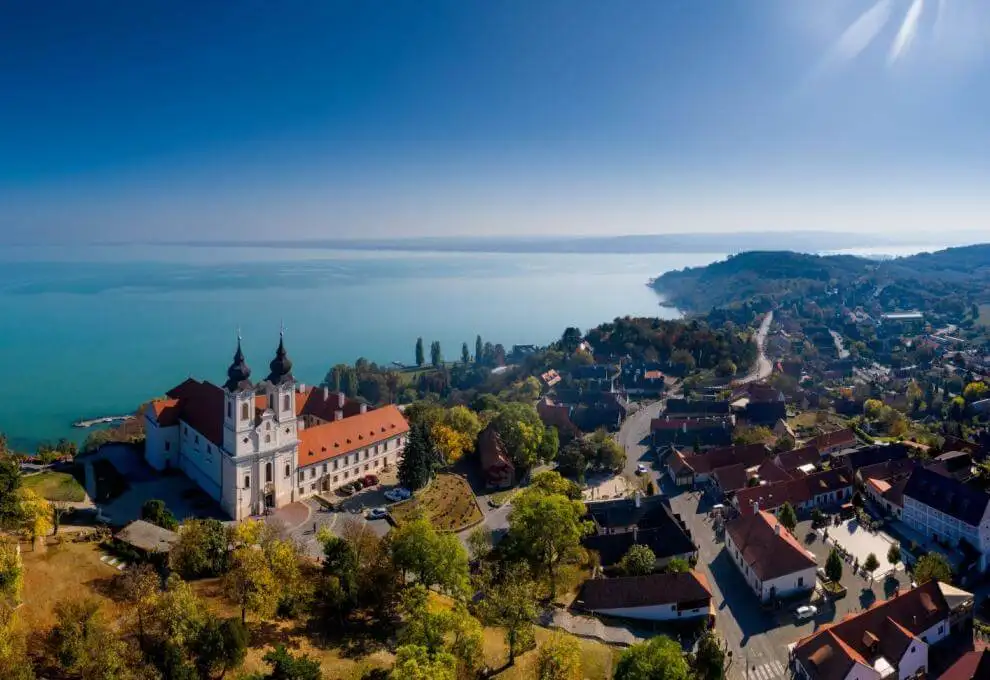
390, 474, 483, 532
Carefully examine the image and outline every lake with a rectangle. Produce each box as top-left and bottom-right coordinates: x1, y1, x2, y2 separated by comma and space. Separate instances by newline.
0, 245, 726, 450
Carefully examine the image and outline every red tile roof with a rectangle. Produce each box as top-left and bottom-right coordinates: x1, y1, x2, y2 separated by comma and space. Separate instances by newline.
578, 570, 712, 611
775, 445, 821, 472
297, 405, 408, 467
938, 650, 990, 680
726, 511, 816, 581
478, 423, 515, 483
809, 428, 857, 452
735, 469, 853, 516
713, 464, 749, 492
164, 379, 226, 447
674, 443, 770, 475
294, 386, 364, 421
795, 581, 952, 680
149, 399, 181, 427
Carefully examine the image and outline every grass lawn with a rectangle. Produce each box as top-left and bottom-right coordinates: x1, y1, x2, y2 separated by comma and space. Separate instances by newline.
390, 473, 483, 532
787, 411, 849, 434
22, 471, 86, 502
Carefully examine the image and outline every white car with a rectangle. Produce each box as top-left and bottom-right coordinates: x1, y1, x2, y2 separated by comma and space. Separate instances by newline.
794, 605, 818, 620
636, 464, 648, 475
366, 507, 389, 520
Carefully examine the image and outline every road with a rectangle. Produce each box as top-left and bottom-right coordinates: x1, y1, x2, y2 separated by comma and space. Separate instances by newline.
740, 311, 774, 385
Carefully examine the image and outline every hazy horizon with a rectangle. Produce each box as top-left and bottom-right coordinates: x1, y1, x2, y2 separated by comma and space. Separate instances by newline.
4, 1, 990, 243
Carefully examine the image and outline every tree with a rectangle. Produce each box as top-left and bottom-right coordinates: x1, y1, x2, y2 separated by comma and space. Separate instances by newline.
430, 341, 443, 368
466, 526, 492, 562
388, 518, 469, 596
0, 602, 33, 680
964, 381, 988, 402
773, 435, 795, 453
398, 422, 440, 491
914, 553, 952, 584
398, 585, 482, 677
117, 563, 159, 647
589, 430, 626, 472
146, 574, 208, 650
664, 557, 690, 574
692, 631, 730, 680
733, 426, 773, 446
19, 489, 51, 546
224, 547, 278, 624
529, 471, 582, 499
506, 485, 591, 597
491, 402, 555, 468
556, 441, 589, 481
415, 338, 425, 367
825, 548, 843, 584
0, 460, 23, 530
48, 598, 130, 680
887, 543, 901, 569
476, 563, 538, 666
619, 545, 656, 576
615, 635, 690, 680
51, 500, 71, 536
0, 544, 23, 605
170, 519, 231, 579
391, 645, 457, 680
475, 335, 483, 365
461, 342, 470, 364
191, 616, 248, 680
715, 359, 737, 377
256, 645, 322, 680
863, 553, 880, 582
141, 499, 178, 531
777, 503, 798, 532
864, 399, 885, 420
537, 632, 583, 680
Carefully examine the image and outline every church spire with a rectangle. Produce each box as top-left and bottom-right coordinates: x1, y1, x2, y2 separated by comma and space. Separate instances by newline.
224, 332, 253, 392
266, 325, 294, 385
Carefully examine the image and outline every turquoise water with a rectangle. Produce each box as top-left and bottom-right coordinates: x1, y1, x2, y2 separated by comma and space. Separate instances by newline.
0, 245, 725, 450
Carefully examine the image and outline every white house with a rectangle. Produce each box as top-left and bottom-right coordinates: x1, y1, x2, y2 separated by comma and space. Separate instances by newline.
902, 467, 990, 571
724, 510, 817, 603
144, 335, 409, 520
792, 580, 971, 680
576, 571, 713, 622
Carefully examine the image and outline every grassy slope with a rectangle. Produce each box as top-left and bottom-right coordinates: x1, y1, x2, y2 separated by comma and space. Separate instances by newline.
22, 471, 86, 502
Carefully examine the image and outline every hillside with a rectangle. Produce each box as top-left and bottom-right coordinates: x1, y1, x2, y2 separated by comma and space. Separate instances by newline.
652, 244, 990, 313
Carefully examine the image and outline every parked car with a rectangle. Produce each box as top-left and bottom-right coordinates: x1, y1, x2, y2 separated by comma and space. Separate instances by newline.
366, 507, 389, 520
794, 605, 818, 620
352, 479, 364, 491
636, 464, 648, 475
337, 484, 354, 497
384, 487, 412, 503
363, 474, 379, 486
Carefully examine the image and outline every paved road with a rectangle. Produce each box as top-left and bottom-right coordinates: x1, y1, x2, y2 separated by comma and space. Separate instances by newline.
618, 400, 664, 483
741, 311, 774, 385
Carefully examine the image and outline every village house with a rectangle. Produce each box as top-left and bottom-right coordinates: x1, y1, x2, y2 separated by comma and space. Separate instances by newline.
144, 335, 409, 519
664, 398, 731, 418
620, 362, 666, 397
576, 571, 713, 622
937, 649, 990, 680
902, 467, 990, 571
477, 423, 515, 489
791, 580, 974, 680
583, 494, 698, 571
651, 415, 735, 452
724, 510, 817, 603
774, 445, 822, 476
859, 459, 919, 519
732, 469, 854, 517
833, 443, 910, 473
808, 428, 859, 457
666, 443, 770, 488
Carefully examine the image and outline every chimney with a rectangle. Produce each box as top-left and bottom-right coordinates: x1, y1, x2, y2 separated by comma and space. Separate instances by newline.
774, 522, 781, 536
298, 383, 306, 393
337, 392, 346, 408
297, 420, 305, 432
334, 409, 344, 421
359, 403, 368, 414
323, 386, 329, 401
752, 500, 760, 515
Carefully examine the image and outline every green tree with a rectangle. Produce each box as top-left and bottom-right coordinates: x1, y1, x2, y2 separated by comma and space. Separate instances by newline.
388, 517, 469, 597
430, 341, 443, 368
773, 435, 795, 453
506, 485, 591, 597
398, 585, 482, 677
715, 359, 737, 377
537, 632, 583, 680
863, 553, 880, 582
589, 429, 626, 472
256, 645, 322, 680
864, 399, 885, 420
0, 543, 23, 605
615, 635, 690, 680
914, 553, 952, 584
141, 499, 178, 531
461, 342, 470, 364
777, 503, 798, 532
391, 645, 457, 680
47, 598, 130, 680
733, 426, 773, 446
664, 557, 690, 574
492, 402, 555, 468
169, 519, 231, 579
529, 471, 582, 499
415, 338, 425, 367
475, 335, 483, 365
618, 545, 656, 576
825, 548, 843, 583
146, 574, 208, 650
224, 547, 278, 624
887, 543, 901, 568
191, 616, 248, 680
476, 563, 538, 666
556, 441, 589, 481
964, 381, 988, 402
0, 460, 23, 530
398, 422, 439, 491
692, 631, 730, 680
466, 526, 492, 562
116, 563, 159, 648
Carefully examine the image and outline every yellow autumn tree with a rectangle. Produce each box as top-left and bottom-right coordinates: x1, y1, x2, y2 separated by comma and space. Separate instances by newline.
18, 489, 51, 545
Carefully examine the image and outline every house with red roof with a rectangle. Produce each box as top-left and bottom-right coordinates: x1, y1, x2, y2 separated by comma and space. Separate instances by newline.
144, 334, 409, 519
724, 510, 817, 603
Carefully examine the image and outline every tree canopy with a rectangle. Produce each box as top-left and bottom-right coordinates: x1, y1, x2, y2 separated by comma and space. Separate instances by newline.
615, 636, 690, 680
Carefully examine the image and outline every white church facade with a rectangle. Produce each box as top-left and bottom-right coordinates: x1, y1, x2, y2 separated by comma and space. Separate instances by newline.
143, 335, 409, 520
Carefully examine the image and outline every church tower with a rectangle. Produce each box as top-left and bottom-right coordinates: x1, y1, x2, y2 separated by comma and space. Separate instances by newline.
222, 337, 256, 458
262, 330, 298, 447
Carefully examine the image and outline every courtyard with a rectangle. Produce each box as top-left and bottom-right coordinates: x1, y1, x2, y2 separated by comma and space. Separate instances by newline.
819, 518, 903, 580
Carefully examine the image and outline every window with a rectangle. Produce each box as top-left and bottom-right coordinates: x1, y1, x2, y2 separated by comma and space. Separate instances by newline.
268, 394, 274, 410
344, 471, 349, 479
265, 435, 271, 444
266, 422, 271, 431
374, 460, 379, 468
310, 483, 316, 491
322, 463, 327, 474
241, 402, 249, 420
266, 463, 273, 483
284, 394, 290, 411
333, 475, 338, 483
285, 464, 291, 478
244, 475, 250, 489
227, 402, 232, 418
333, 460, 339, 471
939, 625, 944, 635
310, 468, 316, 479
364, 450, 369, 460
797, 577, 804, 587
194, 435, 199, 444
364, 464, 369, 471
298, 471, 304, 483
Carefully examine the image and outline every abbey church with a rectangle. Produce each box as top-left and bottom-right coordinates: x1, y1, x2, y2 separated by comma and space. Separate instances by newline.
143, 335, 409, 520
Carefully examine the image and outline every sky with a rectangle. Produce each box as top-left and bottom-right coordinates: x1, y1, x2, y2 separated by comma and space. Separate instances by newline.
2, 0, 990, 242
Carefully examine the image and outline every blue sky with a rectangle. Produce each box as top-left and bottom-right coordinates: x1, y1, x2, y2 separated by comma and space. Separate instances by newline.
2, 0, 989, 242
